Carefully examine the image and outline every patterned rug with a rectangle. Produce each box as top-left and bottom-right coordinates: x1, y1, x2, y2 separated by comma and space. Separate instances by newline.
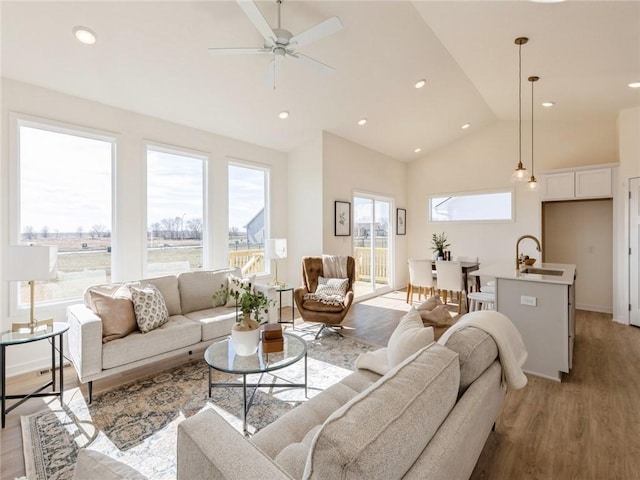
21, 329, 378, 480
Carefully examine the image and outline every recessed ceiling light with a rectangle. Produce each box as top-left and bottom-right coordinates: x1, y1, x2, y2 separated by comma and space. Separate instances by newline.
461, 123, 471, 130
414, 79, 427, 89
528, 0, 566, 3
629, 82, 640, 89
542, 101, 555, 108
358, 118, 367, 126
278, 111, 289, 119
73, 26, 96, 45
414, 147, 422, 153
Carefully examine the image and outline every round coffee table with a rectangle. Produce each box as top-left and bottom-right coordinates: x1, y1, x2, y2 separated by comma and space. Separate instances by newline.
204, 331, 307, 435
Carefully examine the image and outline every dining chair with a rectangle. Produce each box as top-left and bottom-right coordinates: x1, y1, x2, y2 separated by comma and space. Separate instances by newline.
435, 261, 466, 313
456, 256, 479, 292
407, 259, 435, 304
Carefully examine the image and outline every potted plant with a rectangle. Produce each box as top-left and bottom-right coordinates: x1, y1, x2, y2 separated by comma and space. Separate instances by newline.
431, 232, 450, 260
213, 278, 274, 356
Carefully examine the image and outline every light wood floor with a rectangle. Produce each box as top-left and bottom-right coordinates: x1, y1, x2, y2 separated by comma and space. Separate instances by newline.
2, 292, 639, 479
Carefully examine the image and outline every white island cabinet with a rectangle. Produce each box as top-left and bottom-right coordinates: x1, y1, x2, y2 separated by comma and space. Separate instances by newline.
471, 262, 576, 382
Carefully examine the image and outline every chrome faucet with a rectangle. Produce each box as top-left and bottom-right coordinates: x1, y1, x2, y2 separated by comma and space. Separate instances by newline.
516, 235, 542, 270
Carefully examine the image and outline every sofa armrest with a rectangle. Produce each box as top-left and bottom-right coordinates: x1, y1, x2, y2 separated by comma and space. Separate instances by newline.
177, 409, 293, 480
67, 303, 103, 382
254, 283, 278, 324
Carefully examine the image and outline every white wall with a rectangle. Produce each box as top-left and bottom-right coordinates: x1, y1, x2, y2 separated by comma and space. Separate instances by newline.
0, 78, 288, 376
613, 106, 640, 324
321, 132, 408, 288
407, 119, 618, 282
286, 136, 324, 287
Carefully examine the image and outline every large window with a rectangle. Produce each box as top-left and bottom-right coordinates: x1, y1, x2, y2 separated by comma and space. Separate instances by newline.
228, 163, 268, 275
429, 189, 514, 222
17, 121, 114, 305
146, 145, 205, 276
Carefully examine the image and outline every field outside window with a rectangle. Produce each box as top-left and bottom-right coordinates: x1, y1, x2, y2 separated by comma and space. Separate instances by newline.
18, 123, 114, 305
147, 146, 205, 276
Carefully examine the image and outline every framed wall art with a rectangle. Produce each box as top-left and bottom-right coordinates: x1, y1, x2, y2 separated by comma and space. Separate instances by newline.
397, 208, 406, 235
334, 201, 351, 236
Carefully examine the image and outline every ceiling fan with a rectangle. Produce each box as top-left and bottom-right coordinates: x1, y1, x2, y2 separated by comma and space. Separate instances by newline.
209, 0, 343, 89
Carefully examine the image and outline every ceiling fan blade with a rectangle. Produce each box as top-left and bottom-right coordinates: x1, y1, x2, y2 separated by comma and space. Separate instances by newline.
208, 47, 270, 56
289, 17, 343, 49
289, 53, 335, 75
236, 0, 277, 44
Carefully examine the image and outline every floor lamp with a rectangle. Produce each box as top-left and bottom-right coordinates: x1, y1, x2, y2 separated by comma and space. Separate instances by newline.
3, 245, 58, 332
266, 238, 287, 287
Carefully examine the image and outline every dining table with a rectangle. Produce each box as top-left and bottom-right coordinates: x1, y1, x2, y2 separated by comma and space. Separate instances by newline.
431, 260, 481, 295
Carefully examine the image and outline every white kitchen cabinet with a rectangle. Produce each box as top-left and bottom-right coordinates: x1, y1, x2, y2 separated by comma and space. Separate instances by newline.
575, 168, 611, 198
540, 172, 575, 200
540, 167, 612, 201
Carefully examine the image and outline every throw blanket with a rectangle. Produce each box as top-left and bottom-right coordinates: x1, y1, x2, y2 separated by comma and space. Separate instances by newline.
303, 292, 344, 307
438, 310, 528, 390
322, 255, 348, 279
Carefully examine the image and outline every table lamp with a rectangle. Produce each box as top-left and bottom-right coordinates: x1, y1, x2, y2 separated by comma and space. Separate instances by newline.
265, 238, 287, 287
3, 245, 58, 332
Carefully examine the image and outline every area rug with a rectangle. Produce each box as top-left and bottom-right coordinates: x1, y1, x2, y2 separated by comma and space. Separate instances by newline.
21, 330, 378, 480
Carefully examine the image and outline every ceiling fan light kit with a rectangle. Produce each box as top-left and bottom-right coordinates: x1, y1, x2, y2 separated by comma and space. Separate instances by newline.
209, 0, 343, 89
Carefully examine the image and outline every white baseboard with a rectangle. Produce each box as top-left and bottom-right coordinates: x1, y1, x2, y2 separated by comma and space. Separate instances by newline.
576, 303, 613, 314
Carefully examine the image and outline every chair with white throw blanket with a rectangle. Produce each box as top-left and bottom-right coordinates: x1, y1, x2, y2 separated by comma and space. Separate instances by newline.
294, 255, 356, 338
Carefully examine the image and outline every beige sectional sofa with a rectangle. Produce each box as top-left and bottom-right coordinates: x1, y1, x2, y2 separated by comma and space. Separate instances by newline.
177, 325, 505, 480
67, 267, 276, 402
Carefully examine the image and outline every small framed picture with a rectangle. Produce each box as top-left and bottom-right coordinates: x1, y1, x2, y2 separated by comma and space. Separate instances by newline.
335, 201, 351, 236
397, 208, 406, 235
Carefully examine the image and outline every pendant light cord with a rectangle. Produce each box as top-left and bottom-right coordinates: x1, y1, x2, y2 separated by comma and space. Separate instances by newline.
518, 41, 522, 168
531, 78, 534, 176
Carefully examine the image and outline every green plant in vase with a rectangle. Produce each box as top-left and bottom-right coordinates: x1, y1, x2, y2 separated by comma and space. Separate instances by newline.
213, 278, 273, 327
431, 232, 451, 259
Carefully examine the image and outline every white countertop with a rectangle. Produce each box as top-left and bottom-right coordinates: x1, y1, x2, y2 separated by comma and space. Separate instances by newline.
471, 261, 576, 285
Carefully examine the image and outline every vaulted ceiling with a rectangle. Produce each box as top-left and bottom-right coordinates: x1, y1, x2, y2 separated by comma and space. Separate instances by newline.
2, 1, 639, 161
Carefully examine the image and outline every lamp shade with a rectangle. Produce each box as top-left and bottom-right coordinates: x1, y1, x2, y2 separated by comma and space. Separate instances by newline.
265, 238, 287, 260
2, 245, 58, 281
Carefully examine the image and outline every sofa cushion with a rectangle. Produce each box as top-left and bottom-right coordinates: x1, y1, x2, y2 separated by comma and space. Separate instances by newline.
300, 299, 344, 313
303, 343, 459, 480
130, 284, 170, 333
387, 307, 435, 367
442, 326, 498, 395
87, 290, 138, 343
178, 268, 239, 314
354, 347, 389, 376
184, 307, 238, 341
143, 275, 182, 316
102, 315, 201, 369
73, 449, 148, 480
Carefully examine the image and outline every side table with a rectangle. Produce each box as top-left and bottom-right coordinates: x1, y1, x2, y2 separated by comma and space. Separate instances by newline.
275, 284, 295, 329
0, 322, 69, 428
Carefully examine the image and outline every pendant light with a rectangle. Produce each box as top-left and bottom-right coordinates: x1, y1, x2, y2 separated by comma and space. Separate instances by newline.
511, 37, 529, 182
527, 76, 540, 191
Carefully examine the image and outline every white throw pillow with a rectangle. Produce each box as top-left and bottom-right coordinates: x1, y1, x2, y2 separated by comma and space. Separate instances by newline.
316, 276, 348, 296
387, 307, 434, 367
354, 347, 390, 376
130, 284, 169, 333
225, 274, 256, 308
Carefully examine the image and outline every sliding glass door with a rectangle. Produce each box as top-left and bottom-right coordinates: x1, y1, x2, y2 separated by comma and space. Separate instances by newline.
352, 194, 393, 298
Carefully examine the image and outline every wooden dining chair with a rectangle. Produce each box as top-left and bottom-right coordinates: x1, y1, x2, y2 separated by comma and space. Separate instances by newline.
407, 259, 435, 304
435, 261, 466, 313
456, 256, 479, 292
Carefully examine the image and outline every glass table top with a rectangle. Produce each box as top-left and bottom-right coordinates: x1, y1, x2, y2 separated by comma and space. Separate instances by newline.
204, 331, 306, 375
0, 322, 69, 346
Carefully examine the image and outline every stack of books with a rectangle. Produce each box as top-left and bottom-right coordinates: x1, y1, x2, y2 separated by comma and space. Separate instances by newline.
262, 324, 284, 353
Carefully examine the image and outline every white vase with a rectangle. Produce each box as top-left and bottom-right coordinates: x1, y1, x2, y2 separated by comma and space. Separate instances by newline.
231, 315, 260, 356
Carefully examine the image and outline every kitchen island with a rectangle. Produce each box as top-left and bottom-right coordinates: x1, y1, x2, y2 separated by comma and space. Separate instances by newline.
471, 262, 576, 381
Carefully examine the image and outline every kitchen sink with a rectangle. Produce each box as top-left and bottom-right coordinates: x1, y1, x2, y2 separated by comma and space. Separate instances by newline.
520, 267, 564, 276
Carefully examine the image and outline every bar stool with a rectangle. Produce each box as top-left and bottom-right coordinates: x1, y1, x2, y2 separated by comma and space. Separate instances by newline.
467, 291, 495, 311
